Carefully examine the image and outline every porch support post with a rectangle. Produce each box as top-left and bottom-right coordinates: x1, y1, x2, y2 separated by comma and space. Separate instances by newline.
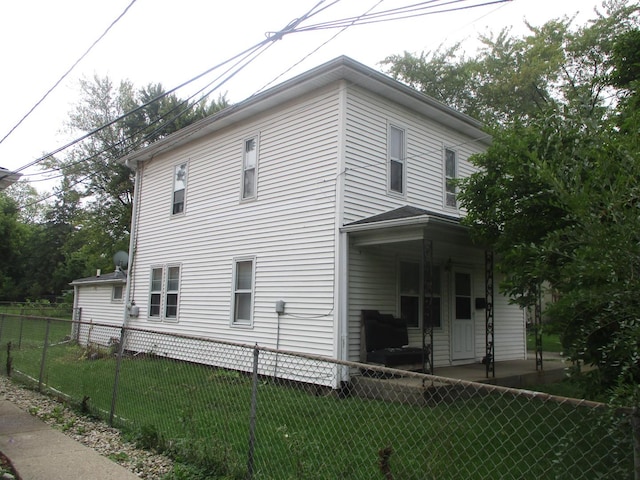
422, 235, 434, 374
485, 250, 495, 378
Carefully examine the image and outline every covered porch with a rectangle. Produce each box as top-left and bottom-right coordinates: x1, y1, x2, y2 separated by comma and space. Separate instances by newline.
342, 206, 528, 380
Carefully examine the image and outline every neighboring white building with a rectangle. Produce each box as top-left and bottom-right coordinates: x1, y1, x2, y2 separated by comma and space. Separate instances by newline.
72, 56, 526, 382
0, 167, 22, 191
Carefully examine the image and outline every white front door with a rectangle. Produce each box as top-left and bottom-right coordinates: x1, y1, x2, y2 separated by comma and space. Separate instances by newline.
452, 270, 474, 361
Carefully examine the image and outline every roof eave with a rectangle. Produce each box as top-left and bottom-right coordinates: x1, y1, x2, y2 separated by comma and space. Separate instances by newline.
122, 56, 489, 168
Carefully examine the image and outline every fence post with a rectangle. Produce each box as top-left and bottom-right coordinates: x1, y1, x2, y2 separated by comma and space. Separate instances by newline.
18, 315, 24, 349
72, 308, 81, 343
633, 408, 640, 480
109, 327, 127, 426
38, 318, 51, 392
247, 344, 260, 480
0, 313, 4, 346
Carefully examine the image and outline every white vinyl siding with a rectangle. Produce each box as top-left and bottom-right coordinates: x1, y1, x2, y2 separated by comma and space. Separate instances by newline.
342, 85, 483, 224
128, 85, 341, 356
74, 282, 125, 347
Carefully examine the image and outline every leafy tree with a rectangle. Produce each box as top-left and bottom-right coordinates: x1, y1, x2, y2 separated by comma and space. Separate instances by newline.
384, 0, 640, 394
382, 0, 638, 126
45, 76, 228, 275
456, 25, 640, 395
0, 193, 30, 301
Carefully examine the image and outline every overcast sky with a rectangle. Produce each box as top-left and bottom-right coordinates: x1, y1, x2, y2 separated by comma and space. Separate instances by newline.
0, 0, 610, 188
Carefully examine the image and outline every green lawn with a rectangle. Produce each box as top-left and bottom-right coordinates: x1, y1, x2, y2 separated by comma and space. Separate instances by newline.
527, 330, 563, 353
0, 317, 630, 479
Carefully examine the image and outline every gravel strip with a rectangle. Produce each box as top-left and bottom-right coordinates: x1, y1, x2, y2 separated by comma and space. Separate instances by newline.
0, 377, 174, 479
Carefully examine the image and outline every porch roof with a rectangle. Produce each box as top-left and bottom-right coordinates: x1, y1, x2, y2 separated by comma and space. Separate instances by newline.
342, 206, 461, 230
341, 206, 471, 248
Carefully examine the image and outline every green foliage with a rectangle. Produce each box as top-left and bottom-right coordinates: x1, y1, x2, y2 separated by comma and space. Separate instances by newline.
455, 7, 640, 398
382, 0, 639, 126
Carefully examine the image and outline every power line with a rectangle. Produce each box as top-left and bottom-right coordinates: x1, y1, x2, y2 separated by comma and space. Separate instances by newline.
14, 2, 336, 207
4, 1, 331, 182
0, 0, 139, 147
7, 0, 505, 196
294, 0, 512, 31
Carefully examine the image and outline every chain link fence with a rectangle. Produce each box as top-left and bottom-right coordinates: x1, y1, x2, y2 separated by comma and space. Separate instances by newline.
0, 313, 635, 479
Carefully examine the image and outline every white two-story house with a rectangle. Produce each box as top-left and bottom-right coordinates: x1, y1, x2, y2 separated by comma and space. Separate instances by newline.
72, 56, 526, 383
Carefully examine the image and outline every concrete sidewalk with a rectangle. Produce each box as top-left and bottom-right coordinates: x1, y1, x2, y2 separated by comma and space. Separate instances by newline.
0, 400, 140, 480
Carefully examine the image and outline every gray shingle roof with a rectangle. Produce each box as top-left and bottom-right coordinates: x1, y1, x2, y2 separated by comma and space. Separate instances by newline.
345, 206, 460, 226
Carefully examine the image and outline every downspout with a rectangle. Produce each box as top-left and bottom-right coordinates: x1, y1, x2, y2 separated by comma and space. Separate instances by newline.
72, 284, 80, 342
334, 81, 348, 371
122, 163, 142, 328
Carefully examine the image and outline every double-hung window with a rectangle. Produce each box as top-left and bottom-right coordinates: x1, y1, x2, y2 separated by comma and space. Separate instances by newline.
165, 266, 180, 318
242, 137, 258, 200
149, 268, 163, 317
389, 125, 405, 194
444, 148, 457, 208
398, 261, 442, 329
400, 261, 420, 328
231, 258, 255, 326
425, 264, 442, 328
172, 163, 188, 215
148, 265, 181, 321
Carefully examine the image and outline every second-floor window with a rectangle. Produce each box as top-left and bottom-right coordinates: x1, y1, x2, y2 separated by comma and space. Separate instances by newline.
242, 137, 258, 200
172, 163, 187, 215
388, 125, 405, 194
444, 148, 457, 208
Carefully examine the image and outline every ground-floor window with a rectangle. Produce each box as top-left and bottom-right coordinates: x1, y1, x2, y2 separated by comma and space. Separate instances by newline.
231, 257, 255, 326
148, 264, 181, 321
399, 260, 441, 328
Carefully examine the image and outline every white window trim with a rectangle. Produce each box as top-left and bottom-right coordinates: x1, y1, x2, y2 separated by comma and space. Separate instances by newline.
240, 135, 259, 201
111, 284, 124, 303
443, 146, 458, 210
387, 124, 406, 197
164, 264, 182, 322
230, 256, 256, 328
148, 264, 182, 322
148, 266, 163, 321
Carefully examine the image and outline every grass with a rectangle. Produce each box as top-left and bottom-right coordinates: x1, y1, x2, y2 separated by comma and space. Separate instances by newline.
0, 316, 631, 479
527, 330, 564, 353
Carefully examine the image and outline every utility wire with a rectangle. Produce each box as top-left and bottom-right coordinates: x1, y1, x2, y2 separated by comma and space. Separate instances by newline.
256, 0, 384, 95
16, 2, 334, 207
295, 0, 512, 31
9, 0, 503, 192
3, 0, 330, 182
0, 0, 138, 147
